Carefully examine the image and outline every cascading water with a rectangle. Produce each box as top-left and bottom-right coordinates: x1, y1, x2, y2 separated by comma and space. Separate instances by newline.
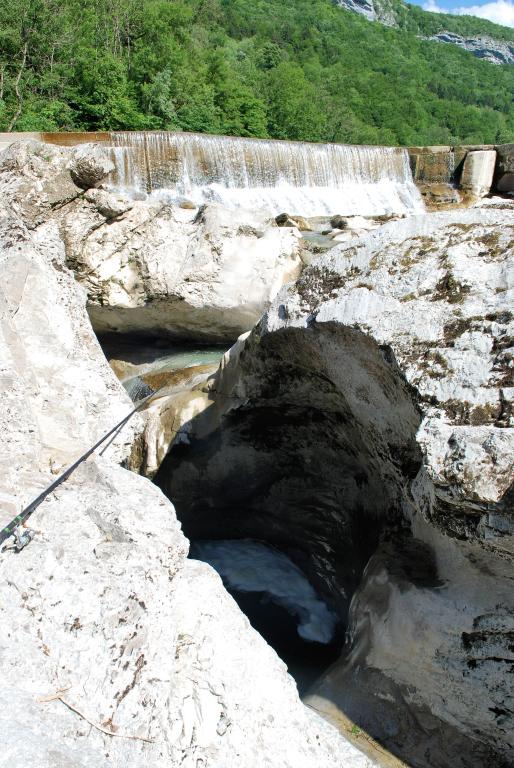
108, 131, 424, 217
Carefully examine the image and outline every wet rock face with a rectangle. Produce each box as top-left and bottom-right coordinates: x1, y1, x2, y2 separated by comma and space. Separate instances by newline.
306, 520, 514, 768
157, 208, 513, 766
496, 143, 514, 193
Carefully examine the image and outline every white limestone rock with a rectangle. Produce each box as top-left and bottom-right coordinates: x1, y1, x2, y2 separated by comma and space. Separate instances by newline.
263, 208, 513, 764
0, 142, 373, 768
460, 150, 496, 198
59, 194, 302, 342
429, 32, 514, 66
68, 143, 115, 189
85, 187, 134, 219
138, 364, 219, 478
158, 206, 513, 766
263, 209, 513, 533
0, 139, 303, 344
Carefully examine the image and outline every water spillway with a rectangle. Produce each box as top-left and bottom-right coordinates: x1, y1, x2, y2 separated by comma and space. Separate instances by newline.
108, 131, 424, 217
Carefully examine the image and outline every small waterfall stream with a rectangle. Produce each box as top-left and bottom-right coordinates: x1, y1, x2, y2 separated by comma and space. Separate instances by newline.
108, 131, 424, 216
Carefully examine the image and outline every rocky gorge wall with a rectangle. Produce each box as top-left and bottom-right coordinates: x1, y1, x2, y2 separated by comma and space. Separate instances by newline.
155, 208, 514, 767
0, 140, 375, 768
0, 135, 512, 768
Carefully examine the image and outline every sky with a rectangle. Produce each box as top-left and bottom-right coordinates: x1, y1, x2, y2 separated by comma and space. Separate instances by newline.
409, 0, 514, 27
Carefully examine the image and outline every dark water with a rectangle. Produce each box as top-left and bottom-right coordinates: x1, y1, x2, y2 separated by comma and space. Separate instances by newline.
190, 538, 343, 696
231, 589, 342, 695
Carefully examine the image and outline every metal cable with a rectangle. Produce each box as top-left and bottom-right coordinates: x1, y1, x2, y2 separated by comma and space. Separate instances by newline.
0, 391, 155, 548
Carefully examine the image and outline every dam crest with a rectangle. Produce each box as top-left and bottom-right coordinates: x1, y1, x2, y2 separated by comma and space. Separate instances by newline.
108, 130, 424, 216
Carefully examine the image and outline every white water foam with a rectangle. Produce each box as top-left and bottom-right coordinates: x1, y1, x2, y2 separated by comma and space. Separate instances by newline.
192, 539, 338, 644
108, 131, 424, 217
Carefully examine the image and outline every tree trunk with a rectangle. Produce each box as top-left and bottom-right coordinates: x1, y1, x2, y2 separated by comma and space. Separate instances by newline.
7, 42, 28, 132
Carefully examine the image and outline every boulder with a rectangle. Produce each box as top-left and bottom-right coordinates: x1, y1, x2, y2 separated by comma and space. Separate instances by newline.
373, 213, 405, 224
276, 212, 298, 227
460, 149, 496, 197
417, 182, 461, 208
179, 199, 197, 210
84, 188, 133, 219
276, 212, 312, 231
68, 143, 115, 189
293, 215, 313, 231
329, 215, 348, 229
61, 200, 302, 343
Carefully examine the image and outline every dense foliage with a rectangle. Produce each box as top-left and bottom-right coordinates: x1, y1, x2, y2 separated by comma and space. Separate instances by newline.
389, 0, 514, 43
0, 0, 513, 145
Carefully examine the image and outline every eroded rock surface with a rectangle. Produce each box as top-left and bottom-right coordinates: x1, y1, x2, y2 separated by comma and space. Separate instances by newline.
496, 143, 514, 193
335, 0, 397, 26
156, 208, 513, 767
0, 142, 373, 767
61, 194, 302, 343
460, 149, 497, 198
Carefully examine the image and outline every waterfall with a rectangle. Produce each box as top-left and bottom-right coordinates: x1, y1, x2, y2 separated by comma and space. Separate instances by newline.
108, 131, 424, 217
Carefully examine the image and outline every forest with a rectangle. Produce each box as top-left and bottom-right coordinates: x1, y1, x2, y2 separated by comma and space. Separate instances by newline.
0, 0, 513, 145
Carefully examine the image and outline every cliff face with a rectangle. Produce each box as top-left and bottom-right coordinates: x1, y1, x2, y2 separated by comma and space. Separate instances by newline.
427, 31, 514, 65
335, 0, 396, 25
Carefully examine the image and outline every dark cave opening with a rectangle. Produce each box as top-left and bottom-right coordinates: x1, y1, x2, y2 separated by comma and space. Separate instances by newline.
98, 324, 424, 701
150, 323, 424, 699
97, 324, 511, 768
90, 263, 512, 768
